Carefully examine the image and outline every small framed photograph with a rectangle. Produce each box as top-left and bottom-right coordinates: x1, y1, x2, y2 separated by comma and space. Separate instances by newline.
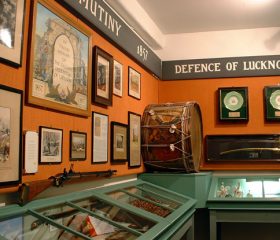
70, 131, 87, 160
39, 126, 63, 164
128, 112, 141, 168
264, 86, 280, 121
93, 46, 113, 106
218, 87, 248, 121
128, 67, 141, 100
27, 0, 92, 117
0, 85, 22, 186
113, 60, 123, 97
92, 112, 108, 163
0, 0, 25, 66
111, 122, 127, 163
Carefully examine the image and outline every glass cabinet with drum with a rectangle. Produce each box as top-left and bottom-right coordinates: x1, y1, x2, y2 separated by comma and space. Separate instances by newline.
0, 179, 196, 240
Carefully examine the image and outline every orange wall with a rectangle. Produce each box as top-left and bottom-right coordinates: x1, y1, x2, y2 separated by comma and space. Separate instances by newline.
0, 0, 159, 193
159, 76, 280, 170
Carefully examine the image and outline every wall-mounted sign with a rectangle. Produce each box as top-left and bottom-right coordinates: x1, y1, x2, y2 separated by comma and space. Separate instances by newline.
57, 0, 162, 78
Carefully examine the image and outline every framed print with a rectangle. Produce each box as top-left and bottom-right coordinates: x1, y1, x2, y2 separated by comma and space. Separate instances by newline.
93, 46, 113, 106
39, 126, 63, 164
128, 112, 141, 168
92, 112, 108, 163
264, 86, 280, 121
70, 131, 87, 160
111, 122, 127, 163
113, 60, 123, 97
27, 0, 92, 117
0, 0, 25, 66
218, 87, 248, 121
0, 85, 22, 186
128, 67, 141, 100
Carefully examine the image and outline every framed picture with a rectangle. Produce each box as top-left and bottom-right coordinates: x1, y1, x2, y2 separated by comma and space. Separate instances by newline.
128, 112, 141, 168
0, 85, 22, 186
27, 0, 92, 117
0, 0, 25, 66
70, 131, 87, 160
264, 86, 280, 121
92, 112, 108, 163
218, 87, 248, 121
128, 67, 141, 100
111, 122, 127, 163
93, 46, 113, 106
113, 60, 123, 97
39, 126, 63, 164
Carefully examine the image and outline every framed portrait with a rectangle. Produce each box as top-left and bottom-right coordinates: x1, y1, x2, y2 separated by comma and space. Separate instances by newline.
128, 67, 141, 100
27, 0, 92, 117
0, 85, 22, 186
111, 122, 127, 163
39, 126, 63, 164
93, 46, 113, 106
264, 86, 280, 121
128, 112, 141, 168
92, 112, 108, 163
0, 0, 25, 67
218, 87, 248, 121
113, 60, 123, 97
70, 131, 87, 160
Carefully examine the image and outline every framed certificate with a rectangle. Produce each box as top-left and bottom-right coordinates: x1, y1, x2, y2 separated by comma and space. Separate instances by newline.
264, 86, 280, 121
218, 87, 248, 121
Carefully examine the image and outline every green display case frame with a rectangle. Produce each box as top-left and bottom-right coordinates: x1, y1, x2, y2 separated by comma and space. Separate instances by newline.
218, 87, 248, 121
264, 86, 280, 121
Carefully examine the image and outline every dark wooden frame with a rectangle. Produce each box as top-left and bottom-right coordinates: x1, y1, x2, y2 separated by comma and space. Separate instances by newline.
264, 86, 280, 121
70, 131, 87, 160
128, 67, 141, 100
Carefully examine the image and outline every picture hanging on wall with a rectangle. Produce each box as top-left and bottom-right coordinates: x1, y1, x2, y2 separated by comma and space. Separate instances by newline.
264, 86, 280, 121
111, 122, 128, 163
39, 126, 63, 164
113, 60, 123, 97
218, 87, 248, 121
70, 131, 87, 160
0, 0, 25, 67
0, 85, 22, 186
128, 67, 141, 100
92, 112, 108, 164
128, 112, 141, 168
93, 46, 113, 106
27, 0, 92, 117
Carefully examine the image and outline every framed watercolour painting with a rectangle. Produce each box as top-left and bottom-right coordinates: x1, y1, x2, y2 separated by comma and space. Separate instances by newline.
39, 126, 63, 164
128, 112, 141, 168
70, 131, 87, 160
93, 46, 113, 106
128, 67, 141, 100
92, 112, 108, 163
111, 122, 127, 163
218, 87, 248, 121
0, 85, 22, 186
27, 0, 92, 117
0, 0, 25, 66
264, 86, 280, 121
113, 60, 123, 97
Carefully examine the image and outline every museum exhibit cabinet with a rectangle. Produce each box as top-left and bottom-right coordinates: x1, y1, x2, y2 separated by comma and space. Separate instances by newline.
207, 175, 280, 240
0, 179, 196, 240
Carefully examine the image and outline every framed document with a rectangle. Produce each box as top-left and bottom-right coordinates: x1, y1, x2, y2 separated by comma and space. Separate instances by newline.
218, 87, 248, 121
0, 85, 22, 186
27, 0, 92, 117
39, 126, 63, 164
113, 60, 123, 97
0, 0, 25, 66
93, 46, 113, 106
92, 112, 108, 163
128, 112, 141, 168
70, 131, 87, 160
264, 86, 280, 121
128, 67, 141, 100
110, 122, 127, 163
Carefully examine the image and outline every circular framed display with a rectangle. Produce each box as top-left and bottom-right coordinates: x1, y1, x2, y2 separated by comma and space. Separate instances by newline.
269, 90, 280, 110
223, 91, 244, 111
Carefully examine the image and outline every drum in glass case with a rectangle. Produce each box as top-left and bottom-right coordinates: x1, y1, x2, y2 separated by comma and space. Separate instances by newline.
141, 102, 203, 173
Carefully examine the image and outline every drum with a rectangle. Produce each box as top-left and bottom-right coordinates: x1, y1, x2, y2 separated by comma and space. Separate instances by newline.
141, 102, 203, 173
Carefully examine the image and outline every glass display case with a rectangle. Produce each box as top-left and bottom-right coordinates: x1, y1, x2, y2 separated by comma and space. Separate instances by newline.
0, 179, 196, 240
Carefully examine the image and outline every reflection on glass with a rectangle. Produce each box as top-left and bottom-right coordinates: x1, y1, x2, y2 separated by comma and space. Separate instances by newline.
264, 179, 280, 198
